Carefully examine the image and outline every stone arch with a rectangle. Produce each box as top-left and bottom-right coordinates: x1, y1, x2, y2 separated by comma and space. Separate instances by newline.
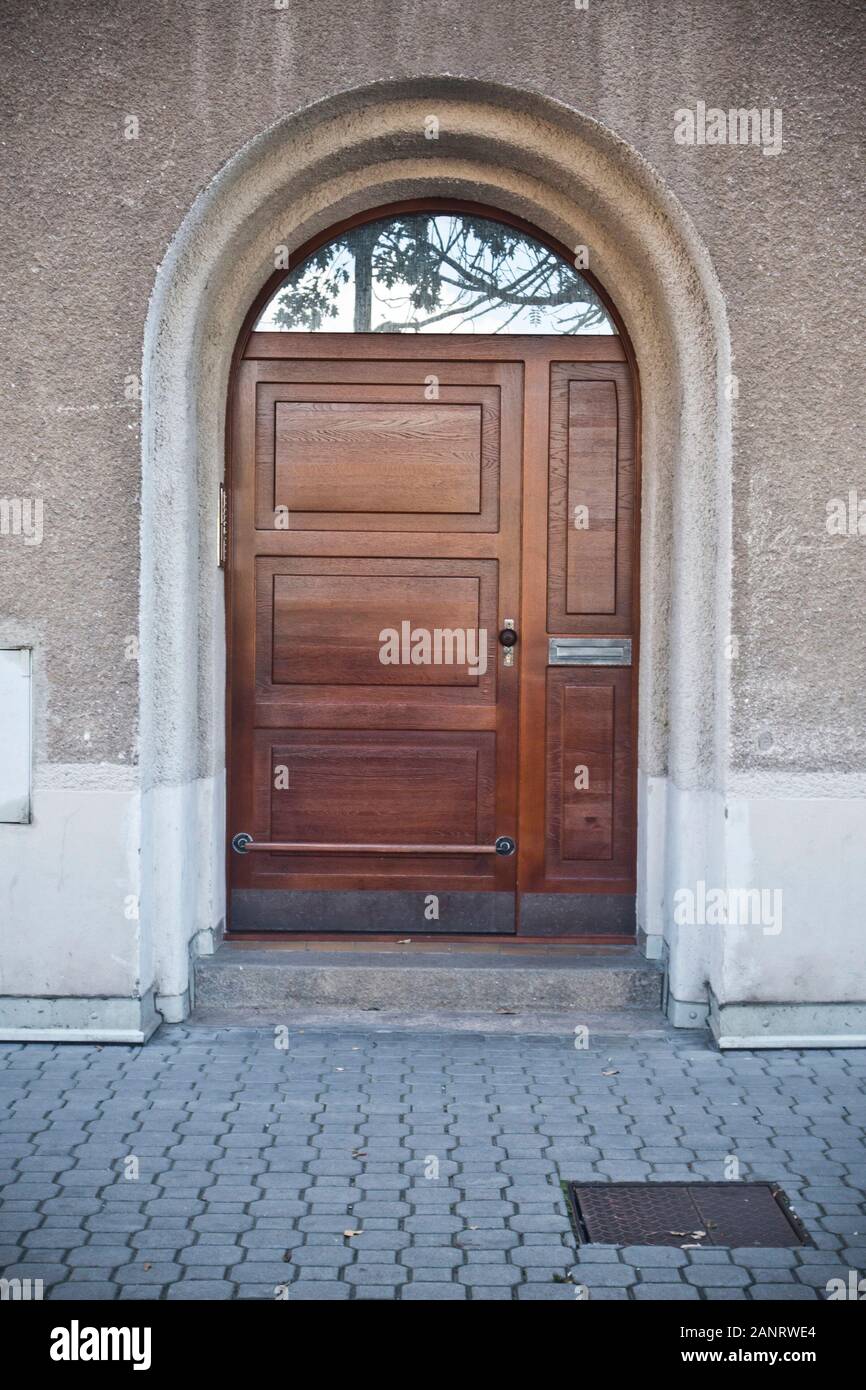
139, 77, 732, 1021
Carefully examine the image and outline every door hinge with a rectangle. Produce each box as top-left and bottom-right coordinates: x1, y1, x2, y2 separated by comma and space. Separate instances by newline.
217, 483, 228, 568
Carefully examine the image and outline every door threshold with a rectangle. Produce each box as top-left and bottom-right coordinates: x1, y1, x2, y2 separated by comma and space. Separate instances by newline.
224, 932, 637, 950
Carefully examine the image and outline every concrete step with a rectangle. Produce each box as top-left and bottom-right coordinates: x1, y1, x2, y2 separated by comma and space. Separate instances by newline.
193, 942, 663, 1017
187, 1005, 673, 1039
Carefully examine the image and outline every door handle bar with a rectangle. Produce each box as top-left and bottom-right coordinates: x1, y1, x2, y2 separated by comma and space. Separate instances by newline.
232, 833, 516, 857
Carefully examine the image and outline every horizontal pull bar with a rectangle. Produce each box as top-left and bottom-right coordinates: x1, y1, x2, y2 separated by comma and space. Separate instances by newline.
548, 636, 632, 666
232, 833, 516, 857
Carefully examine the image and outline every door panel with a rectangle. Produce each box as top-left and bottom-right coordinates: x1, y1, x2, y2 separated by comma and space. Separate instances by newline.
229, 349, 522, 931
273, 400, 483, 514
551, 677, 616, 861
547, 365, 635, 632
544, 667, 635, 883
516, 356, 637, 931
254, 375, 503, 531
260, 558, 497, 694
264, 738, 493, 846
228, 337, 637, 936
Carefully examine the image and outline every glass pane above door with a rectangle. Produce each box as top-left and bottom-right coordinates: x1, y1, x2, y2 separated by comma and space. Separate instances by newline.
255, 212, 617, 334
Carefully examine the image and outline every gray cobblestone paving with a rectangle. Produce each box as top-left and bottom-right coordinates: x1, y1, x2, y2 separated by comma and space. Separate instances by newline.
1, 1024, 865, 1300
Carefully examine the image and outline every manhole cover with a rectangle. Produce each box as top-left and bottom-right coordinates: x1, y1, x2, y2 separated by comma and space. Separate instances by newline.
566, 1182, 809, 1247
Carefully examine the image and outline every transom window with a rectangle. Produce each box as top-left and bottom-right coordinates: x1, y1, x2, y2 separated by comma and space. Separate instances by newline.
255, 212, 616, 335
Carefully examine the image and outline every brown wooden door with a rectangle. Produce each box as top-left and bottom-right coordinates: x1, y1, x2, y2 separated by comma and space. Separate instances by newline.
517, 359, 637, 935
227, 335, 637, 936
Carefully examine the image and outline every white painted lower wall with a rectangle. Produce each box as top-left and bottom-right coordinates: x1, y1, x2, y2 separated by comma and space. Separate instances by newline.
2, 763, 864, 1047
639, 771, 866, 1046
713, 788, 866, 1046
0, 767, 151, 1042
140, 770, 225, 1023
0, 766, 225, 1042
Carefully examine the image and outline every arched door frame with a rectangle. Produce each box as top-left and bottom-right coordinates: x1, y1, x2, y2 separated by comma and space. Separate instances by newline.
223, 196, 642, 940
140, 78, 732, 1024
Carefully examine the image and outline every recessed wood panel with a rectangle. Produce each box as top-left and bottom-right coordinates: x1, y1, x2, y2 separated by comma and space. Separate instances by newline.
263, 735, 492, 848
253, 376, 503, 532
547, 363, 635, 632
271, 572, 483, 686
566, 381, 618, 613
557, 682, 614, 860
544, 667, 635, 886
274, 401, 482, 514
254, 556, 500, 715
243, 729, 500, 890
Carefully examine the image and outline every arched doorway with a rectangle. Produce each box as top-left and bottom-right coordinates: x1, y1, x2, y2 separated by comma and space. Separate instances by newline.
139, 78, 732, 1020
225, 199, 639, 937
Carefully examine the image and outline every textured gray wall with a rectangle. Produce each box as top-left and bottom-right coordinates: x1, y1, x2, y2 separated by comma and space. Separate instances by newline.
1, 0, 864, 777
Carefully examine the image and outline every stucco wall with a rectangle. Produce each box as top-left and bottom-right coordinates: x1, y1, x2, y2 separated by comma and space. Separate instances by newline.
2, 0, 864, 773
1, 0, 864, 1042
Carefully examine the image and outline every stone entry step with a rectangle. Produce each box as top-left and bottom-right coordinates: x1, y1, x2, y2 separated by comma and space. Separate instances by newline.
193, 942, 663, 1019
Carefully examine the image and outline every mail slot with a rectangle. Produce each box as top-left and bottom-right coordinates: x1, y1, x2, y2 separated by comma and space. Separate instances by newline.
548, 637, 632, 666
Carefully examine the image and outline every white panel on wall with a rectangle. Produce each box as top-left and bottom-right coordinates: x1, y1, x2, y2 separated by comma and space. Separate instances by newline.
0, 648, 31, 823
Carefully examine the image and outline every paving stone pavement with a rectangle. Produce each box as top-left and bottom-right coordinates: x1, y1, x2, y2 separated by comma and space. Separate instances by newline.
1, 1023, 864, 1301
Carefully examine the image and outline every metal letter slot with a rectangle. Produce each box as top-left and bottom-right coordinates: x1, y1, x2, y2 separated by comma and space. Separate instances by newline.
548, 637, 632, 667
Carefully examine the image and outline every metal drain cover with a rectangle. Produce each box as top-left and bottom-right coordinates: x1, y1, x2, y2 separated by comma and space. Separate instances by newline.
567, 1182, 808, 1247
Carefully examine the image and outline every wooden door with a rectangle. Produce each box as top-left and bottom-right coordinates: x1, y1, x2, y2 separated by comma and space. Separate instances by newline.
517, 358, 637, 935
227, 336, 637, 936
228, 345, 522, 932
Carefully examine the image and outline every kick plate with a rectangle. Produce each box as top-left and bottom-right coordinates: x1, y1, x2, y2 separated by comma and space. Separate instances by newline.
231, 889, 516, 934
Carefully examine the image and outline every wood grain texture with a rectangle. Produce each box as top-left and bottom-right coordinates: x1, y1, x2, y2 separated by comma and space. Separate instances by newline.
274, 400, 482, 514
559, 682, 615, 860
518, 359, 639, 907
544, 668, 635, 887
547, 363, 635, 633
255, 556, 499, 714
271, 572, 482, 687
565, 381, 618, 614
246, 332, 626, 363
255, 380, 500, 533
264, 734, 492, 847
